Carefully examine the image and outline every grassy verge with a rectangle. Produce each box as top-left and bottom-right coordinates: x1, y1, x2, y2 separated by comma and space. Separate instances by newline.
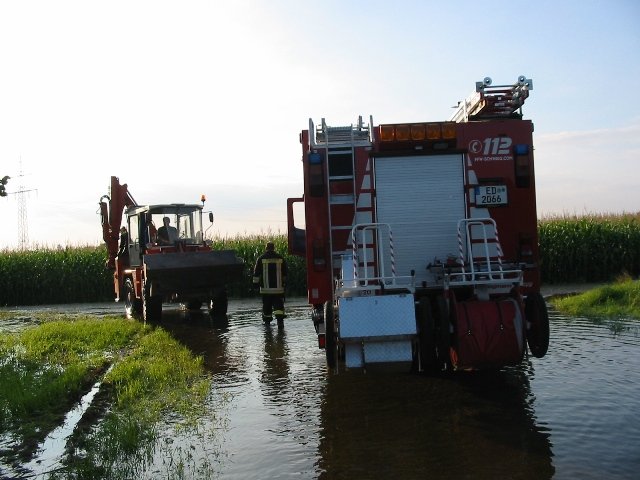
0, 314, 214, 479
550, 276, 640, 320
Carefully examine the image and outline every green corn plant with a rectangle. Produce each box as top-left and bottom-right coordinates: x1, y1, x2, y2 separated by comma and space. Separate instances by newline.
539, 212, 640, 283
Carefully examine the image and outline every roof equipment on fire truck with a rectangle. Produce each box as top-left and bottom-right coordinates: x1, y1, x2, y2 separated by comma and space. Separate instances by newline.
450, 75, 533, 123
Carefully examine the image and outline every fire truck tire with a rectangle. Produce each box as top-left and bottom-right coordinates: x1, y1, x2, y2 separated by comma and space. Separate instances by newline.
324, 301, 337, 369
525, 292, 549, 358
435, 295, 451, 370
142, 286, 162, 322
417, 297, 436, 371
124, 278, 141, 319
209, 291, 228, 318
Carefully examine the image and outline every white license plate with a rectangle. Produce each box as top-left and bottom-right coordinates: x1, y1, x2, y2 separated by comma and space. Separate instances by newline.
475, 185, 507, 206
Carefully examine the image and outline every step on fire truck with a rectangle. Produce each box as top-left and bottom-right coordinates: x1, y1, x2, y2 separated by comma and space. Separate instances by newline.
100, 176, 244, 322
287, 76, 549, 371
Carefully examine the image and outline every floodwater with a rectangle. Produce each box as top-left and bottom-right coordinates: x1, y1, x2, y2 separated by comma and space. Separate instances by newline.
1, 297, 640, 479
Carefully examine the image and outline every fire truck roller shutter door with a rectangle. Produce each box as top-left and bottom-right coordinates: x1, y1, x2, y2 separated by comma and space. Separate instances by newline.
375, 154, 465, 286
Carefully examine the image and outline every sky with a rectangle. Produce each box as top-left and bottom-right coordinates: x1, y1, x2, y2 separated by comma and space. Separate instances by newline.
1, 0, 639, 249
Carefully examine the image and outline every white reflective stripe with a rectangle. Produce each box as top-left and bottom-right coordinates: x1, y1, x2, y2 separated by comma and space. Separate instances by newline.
260, 287, 285, 294
261, 258, 283, 290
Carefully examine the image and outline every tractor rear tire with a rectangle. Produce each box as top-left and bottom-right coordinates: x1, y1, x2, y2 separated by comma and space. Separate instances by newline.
143, 286, 162, 322
209, 291, 229, 318
187, 300, 203, 311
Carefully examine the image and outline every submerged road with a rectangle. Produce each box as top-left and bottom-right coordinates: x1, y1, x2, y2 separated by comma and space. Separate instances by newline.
1, 286, 638, 479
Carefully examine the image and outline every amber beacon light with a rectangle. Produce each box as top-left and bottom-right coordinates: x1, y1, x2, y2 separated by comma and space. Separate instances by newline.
379, 122, 457, 143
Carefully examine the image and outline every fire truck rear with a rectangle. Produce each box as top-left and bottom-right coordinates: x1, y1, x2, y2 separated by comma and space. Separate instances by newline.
287, 76, 549, 371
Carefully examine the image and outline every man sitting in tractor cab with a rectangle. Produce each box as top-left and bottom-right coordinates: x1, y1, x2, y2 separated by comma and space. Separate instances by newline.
157, 216, 178, 245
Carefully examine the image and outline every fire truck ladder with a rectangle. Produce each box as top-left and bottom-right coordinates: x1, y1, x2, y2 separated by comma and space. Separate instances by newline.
313, 117, 375, 281
450, 75, 533, 123
445, 218, 522, 297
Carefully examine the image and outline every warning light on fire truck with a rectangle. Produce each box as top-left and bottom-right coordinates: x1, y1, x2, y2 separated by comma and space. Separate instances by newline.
379, 122, 457, 143
308, 152, 325, 197
514, 144, 531, 188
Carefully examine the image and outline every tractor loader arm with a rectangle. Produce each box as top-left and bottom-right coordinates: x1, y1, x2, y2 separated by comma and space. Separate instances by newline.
99, 176, 138, 269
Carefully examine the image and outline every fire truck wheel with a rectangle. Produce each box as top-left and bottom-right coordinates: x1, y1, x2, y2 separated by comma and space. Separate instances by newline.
435, 295, 451, 370
417, 297, 436, 371
324, 301, 337, 369
143, 286, 162, 322
124, 278, 141, 319
525, 292, 549, 358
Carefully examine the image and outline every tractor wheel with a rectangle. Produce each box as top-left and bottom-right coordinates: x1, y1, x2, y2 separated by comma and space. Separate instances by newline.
142, 285, 163, 322
525, 292, 550, 358
187, 300, 203, 311
435, 295, 451, 370
209, 290, 229, 318
417, 297, 436, 371
124, 278, 141, 319
324, 301, 337, 369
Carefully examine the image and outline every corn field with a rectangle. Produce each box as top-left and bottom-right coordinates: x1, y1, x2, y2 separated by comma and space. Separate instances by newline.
0, 235, 306, 306
0, 246, 112, 306
1, 215, 639, 306
538, 213, 640, 283
209, 233, 307, 298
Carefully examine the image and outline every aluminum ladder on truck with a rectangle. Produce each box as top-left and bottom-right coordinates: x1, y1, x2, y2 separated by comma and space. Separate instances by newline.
449, 76, 533, 123
336, 223, 416, 369
445, 218, 523, 299
312, 117, 375, 281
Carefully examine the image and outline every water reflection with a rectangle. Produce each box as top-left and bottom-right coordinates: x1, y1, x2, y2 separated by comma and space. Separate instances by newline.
529, 310, 640, 479
5, 301, 638, 478
159, 308, 250, 385
317, 366, 554, 480
117, 303, 640, 479
260, 327, 291, 404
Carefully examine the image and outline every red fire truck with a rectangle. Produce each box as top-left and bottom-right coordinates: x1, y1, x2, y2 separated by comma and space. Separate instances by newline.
287, 76, 549, 371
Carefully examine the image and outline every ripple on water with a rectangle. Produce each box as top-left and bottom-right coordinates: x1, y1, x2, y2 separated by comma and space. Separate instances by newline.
530, 309, 640, 479
2, 300, 639, 479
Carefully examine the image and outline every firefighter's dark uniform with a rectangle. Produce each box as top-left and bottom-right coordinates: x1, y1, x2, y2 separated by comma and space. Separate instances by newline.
253, 245, 287, 326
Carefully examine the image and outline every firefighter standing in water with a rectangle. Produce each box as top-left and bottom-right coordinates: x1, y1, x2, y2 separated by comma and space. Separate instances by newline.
253, 242, 287, 327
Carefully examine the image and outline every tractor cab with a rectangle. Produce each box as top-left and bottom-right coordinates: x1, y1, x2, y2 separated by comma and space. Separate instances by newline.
125, 204, 208, 266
